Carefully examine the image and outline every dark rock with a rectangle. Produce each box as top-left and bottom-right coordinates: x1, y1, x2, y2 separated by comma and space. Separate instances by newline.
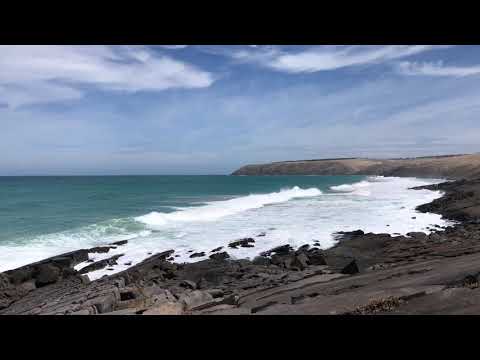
260, 244, 293, 257
209, 252, 230, 261
296, 244, 310, 253
210, 247, 223, 253
180, 280, 197, 290
206, 289, 224, 298
89, 246, 114, 254
257, 232, 266, 237
190, 252, 206, 259
293, 253, 309, 270
252, 256, 271, 266
34, 264, 61, 287
124, 262, 132, 266
78, 254, 124, 275
341, 260, 359, 275
307, 248, 327, 266
229, 238, 255, 249
111, 240, 128, 246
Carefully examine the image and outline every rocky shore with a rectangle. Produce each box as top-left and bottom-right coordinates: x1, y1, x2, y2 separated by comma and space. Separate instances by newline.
2, 177, 480, 315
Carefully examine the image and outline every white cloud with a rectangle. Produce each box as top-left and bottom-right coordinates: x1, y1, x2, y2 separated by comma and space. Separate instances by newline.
397, 61, 480, 77
158, 45, 189, 49
0, 45, 213, 108
228, 45, 451, 73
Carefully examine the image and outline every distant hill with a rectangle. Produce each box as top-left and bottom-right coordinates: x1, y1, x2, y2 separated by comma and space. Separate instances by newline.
231, 154, 480, 179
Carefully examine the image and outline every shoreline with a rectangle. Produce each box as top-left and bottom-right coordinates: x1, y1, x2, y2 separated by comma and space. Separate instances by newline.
2, 177, 480, 314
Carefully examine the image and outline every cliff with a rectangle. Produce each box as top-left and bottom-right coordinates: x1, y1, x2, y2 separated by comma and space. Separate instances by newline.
231, 154, 480, 179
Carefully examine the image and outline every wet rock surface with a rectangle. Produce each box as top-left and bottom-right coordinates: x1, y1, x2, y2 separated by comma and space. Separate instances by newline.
3, 177, 480, 315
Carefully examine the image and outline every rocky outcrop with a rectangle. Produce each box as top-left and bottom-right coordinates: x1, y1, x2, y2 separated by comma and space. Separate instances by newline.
232, 154, 480, 179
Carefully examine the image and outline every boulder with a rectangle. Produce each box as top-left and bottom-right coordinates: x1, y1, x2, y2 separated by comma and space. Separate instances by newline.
189, 252, 206, 259
252, 256, 271, 266
34, 264, 61, 287
209, 252, 230, 261
111, 240, 128, 246
229, 238, 255, 249
179, 290, 214, 311
180, 280, 197, 290
210, 247, 223, 253
341, 260, 359, 275
78, 254, 124, 274
307, 248, 327, 265
260, 244, 293, 257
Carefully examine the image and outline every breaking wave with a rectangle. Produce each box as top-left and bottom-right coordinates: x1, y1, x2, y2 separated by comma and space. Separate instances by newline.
136, 186, 322, 227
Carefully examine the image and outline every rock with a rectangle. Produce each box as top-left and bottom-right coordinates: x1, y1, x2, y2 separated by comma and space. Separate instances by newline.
179, 290, 214, 311
210, 247, 223, 253
209, 252, 230, 261
252, 256, 271, 266
189, 252, 206, 259
296, 244, 310, 253
34, 264, 61, 287
257, 232, 266, 237
51, 256, 74, 268
341, 260, 359, 275
111, 240, 128, 246
85, 293, 117, 314
124, 262, 132, 266
260, 244, 293, 257
295, 253, 309, 269
142, 302, 184, 315
7, 268, 33, 285
180, 280, 197, 290
307, 248, 327, 265
206, 289, 224, 298
89, 246, 114, 254
407, 232, 426, 239
229, 238, 255, 249
78, 254, 124, 274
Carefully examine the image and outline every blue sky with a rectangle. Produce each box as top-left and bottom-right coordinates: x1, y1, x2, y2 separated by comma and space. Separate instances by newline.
2, 45, 480, 175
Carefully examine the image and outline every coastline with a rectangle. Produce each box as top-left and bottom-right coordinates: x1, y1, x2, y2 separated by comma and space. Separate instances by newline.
2, 177, 480, 314
232, 154, 480, 179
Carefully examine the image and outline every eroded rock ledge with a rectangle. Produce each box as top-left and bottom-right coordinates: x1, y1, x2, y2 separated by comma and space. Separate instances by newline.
2, 177, 480, 315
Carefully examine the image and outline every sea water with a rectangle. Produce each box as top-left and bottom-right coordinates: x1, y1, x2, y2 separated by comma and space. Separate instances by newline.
0, 175, 452, 279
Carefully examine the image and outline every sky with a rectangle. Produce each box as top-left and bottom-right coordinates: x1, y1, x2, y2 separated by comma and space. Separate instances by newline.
1, 45, 480, 175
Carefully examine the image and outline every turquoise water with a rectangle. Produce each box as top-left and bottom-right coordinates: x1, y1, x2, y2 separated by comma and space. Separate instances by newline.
0, 175, 450, 276
0, 175, 364, 243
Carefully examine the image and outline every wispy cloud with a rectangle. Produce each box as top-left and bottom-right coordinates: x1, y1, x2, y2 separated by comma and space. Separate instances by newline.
397, 60, 480, 77
226, 45, 451, 73
0, 45, 214, 108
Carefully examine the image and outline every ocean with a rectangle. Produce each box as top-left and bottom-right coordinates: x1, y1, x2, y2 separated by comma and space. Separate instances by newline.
0, 175, 452, 279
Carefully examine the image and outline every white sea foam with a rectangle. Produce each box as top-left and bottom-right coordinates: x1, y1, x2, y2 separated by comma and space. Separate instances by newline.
135, 186, 322, 227
330, 180, 371, 195
0, 178, 455, 280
